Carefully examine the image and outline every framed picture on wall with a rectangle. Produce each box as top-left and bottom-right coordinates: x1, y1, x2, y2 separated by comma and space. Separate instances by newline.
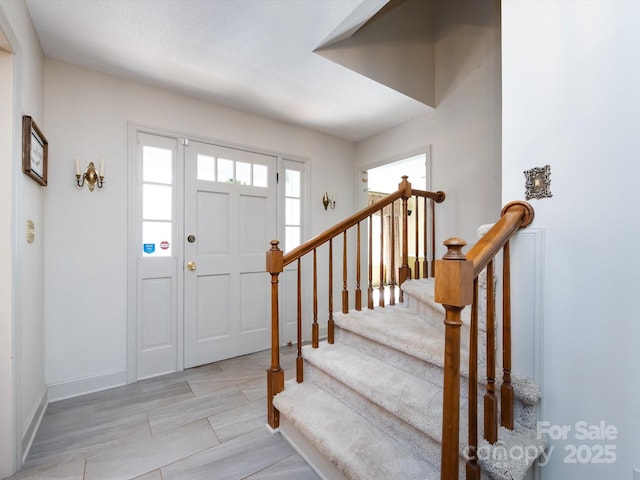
22, 115, 48, 186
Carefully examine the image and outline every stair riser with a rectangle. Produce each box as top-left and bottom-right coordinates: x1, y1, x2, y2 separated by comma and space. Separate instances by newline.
334, 326, 455, 394
305, 363, 444, 467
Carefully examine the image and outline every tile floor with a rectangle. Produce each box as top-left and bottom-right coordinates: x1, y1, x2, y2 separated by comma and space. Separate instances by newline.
5, 347, 320, 480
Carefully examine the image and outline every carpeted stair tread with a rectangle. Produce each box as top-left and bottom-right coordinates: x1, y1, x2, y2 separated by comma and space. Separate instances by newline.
332, 305, 454, 370
273, 381, 439, 480
302, 342, 450, 440
334, 304, 541, 406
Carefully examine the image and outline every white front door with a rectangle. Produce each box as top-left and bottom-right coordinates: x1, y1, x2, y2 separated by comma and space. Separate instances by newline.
183, 140, 277, 368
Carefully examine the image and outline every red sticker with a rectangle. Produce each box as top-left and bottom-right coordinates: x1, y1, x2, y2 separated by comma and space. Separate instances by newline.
160, 241, 170, 250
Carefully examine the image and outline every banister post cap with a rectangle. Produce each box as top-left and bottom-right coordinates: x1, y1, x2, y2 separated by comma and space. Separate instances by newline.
442, 238, 467, 260
399, 175, 412, 198
435, 238, 473, 307
266, 240, 283, 273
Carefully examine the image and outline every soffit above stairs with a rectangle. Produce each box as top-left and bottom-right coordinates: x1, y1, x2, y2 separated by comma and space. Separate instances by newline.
315, 0, 435, 108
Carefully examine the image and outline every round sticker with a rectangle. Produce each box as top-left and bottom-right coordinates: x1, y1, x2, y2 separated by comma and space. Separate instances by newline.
160, 241, 170, 250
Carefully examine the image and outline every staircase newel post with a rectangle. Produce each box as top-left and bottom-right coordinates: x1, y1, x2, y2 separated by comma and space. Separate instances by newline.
435, 238, 473, 480
266, 240, 284, 430
398, 176, 412, 302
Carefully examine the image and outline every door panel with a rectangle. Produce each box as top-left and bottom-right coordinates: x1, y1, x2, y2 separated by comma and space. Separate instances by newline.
135, 133, 180, 380
184, 140, 276, 367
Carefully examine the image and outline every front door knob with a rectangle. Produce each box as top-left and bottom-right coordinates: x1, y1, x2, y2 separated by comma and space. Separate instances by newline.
187, 261, 196, 271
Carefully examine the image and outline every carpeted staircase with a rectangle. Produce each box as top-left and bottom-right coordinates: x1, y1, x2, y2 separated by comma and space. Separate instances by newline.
272, 278, 545, 480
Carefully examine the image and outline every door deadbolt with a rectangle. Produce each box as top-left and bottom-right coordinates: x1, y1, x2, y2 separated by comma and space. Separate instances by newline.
187, 235, 196, 243
187, 261, 196, 271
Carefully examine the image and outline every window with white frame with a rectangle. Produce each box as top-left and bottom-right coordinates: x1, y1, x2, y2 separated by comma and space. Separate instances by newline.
283, 159, 305, 252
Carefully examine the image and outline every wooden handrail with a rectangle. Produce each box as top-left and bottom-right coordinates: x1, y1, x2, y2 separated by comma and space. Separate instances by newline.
266, 176, 445, 430
467, 201, 534, 276
282, 186, 445, 268
436, 200, 534, 480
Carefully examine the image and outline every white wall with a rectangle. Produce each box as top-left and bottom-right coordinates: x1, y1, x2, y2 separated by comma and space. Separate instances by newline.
356, 0, 502, 254
0, 0, 46, 475
503, 2, 640, 478
43, 60, 356, 396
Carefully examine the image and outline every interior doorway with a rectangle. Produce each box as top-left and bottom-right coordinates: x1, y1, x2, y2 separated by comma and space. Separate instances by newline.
364, 151, 430, 295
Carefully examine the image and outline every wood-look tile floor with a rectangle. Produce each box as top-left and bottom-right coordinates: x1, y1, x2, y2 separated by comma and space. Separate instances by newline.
6, 347, 320, 480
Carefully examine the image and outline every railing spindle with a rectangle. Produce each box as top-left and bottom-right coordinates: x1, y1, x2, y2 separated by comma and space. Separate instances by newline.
389, 200, 396, 305
501, 241, 514, 429
423, 196, 428, 278
296, 258, 303, 383
466, 278, 481, 479
430, 198, 436, 277
312, 248, 319, 348
342, 231, 348, 313
368, 215, 374, 309
379, 211, 385, 307
414, 195, 420, 279
328, 239, 334, 344
356, 222, 362, 311
484, 259, 498, 443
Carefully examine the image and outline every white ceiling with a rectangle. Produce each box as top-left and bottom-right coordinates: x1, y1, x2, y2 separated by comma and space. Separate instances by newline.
25, 0, 433, 142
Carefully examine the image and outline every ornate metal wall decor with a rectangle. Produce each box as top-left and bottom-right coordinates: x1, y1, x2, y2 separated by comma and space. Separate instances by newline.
524, 165, 552, 200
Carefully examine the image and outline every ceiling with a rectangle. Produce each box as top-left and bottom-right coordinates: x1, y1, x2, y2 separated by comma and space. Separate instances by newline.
24, 0, 434, 142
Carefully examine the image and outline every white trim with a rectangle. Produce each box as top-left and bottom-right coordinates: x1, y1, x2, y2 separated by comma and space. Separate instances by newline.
509, 226, 545, 480
0, 7, 23, 475
47, 369, 128, 402
20, 385, 46, 463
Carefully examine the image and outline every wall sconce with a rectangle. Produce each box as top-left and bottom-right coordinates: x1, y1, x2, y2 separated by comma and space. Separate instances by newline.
75, 158, 105, 192
322, 191, 336, 210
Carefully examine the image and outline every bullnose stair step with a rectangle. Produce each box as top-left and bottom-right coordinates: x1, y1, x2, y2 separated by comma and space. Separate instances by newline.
273, 381, 440, 480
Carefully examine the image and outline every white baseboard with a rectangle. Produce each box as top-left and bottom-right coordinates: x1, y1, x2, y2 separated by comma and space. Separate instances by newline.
47, 369, 128, 402
21, 385, 47, 462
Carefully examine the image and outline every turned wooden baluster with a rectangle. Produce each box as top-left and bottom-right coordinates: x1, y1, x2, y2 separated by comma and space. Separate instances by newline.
389, 200, 396, 306
430, 198, 436, 277
312, 248, 319, 348
414, 195, 420, 279
342, 231, 349, 313
266, 240, 284, 430
356, 222, 362, 311
379, 211, 385, 307
423, 196, 428, 278
296, 258, 303, 383
435, 238, 473, 480
398, 176, 411, 302
328, 239, 334, 344
368, 214, 374, 309
467, 278, 481, 480
501, 240, 514, 429
484, 259, 498, 443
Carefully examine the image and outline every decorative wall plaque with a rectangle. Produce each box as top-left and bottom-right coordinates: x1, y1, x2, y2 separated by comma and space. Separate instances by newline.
524, 165, 552, 200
